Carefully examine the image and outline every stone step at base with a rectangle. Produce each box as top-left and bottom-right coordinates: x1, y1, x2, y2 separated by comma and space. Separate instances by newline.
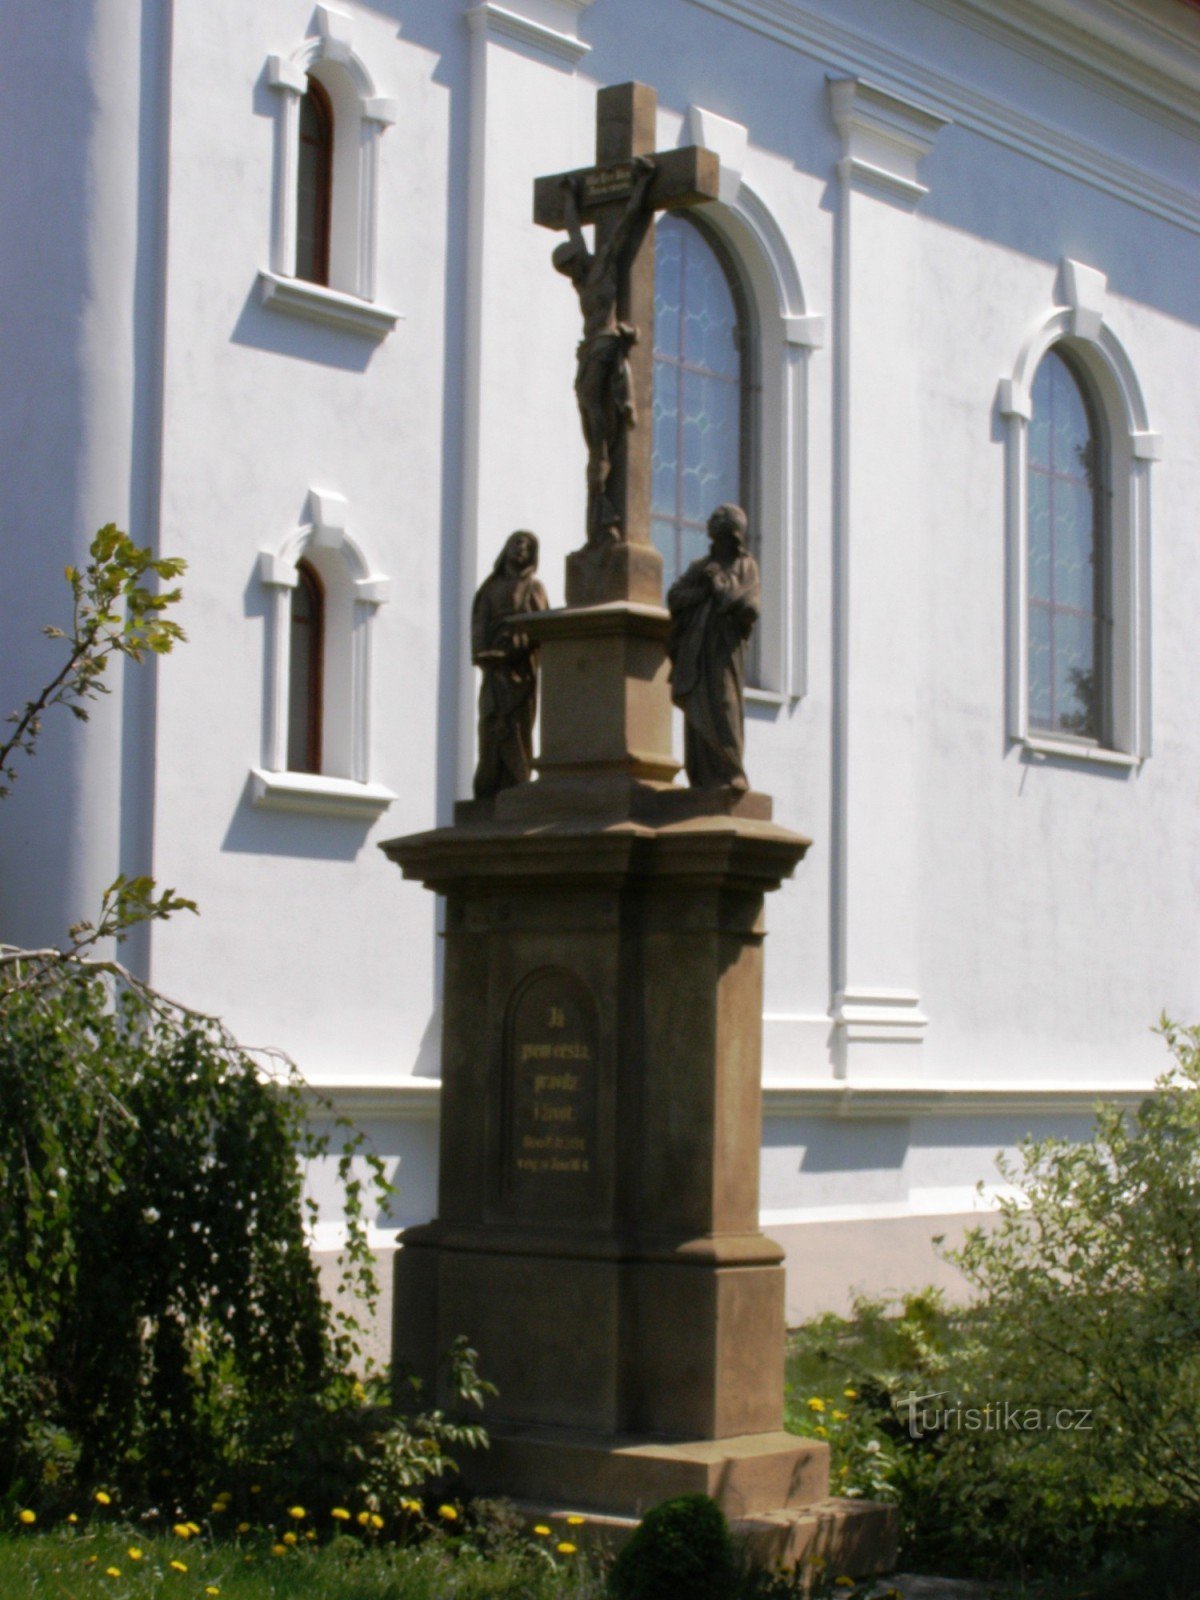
502, 1495, 898, 1580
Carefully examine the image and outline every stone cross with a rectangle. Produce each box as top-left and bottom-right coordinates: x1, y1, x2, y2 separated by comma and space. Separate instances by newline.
534, 83, 719, 554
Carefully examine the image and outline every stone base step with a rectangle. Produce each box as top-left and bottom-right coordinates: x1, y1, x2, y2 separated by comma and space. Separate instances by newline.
503, 1495, 898, 1580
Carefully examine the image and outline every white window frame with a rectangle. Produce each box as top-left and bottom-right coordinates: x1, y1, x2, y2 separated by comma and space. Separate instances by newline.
682, 105, 823, 704
998, 258, 1162, 767
261, 4, 401, 340
253, 489, 395, 820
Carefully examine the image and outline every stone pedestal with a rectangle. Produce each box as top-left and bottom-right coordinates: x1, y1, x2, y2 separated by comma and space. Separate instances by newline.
381, 600, 895, 1569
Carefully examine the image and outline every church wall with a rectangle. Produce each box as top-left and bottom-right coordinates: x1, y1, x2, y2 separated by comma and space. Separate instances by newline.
7, 0, 1200, 1319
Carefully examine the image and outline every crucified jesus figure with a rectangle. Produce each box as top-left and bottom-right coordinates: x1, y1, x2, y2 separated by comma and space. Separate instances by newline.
552, 156, 656, 544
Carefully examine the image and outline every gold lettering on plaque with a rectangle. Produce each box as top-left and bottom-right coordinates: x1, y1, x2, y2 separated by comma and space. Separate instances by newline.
505, 968, 599, 1203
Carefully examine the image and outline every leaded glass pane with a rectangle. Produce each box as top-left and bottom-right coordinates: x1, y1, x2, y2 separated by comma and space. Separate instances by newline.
1025, 347, 1106, 740
1028, 603, 1052, 728
1054, 611, 1097, 736
652, 212, 747, 588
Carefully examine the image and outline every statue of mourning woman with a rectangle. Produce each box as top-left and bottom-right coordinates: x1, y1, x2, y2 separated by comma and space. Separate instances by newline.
472, 531, 549, 799
666, 504, 761, 792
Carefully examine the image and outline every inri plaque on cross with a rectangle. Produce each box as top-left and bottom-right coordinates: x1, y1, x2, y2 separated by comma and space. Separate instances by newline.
534, 83, 719, 591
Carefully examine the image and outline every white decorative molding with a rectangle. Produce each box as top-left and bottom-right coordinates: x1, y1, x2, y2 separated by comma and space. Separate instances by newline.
762, 1078, 1157, 1118
264, 20, 397, 307
257, 271, 402, 339
316, 3, 354, 59
697, 180, 820, 701
250, 768, 396, 821
921, 0, 1200, 140
783, 313, 825, 348
831, 989, 929, 1046
685, 105, 750, 203
827, 77, 949, 205
465, 0, 594, 63
999, 270, 1159, 762
684, 0, 1200, 234
1060, 256, 1107, 340
257, 490, 391, 790
1021, 735, 1139, 768
297, 1074, 1160, 1123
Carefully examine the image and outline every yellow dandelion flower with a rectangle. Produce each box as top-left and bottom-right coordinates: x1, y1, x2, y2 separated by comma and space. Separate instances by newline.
369, 1514, 384, 1530
170, 1559, 188, 1573
237, 1522, 250, 1534
105, 1567, 121, 1577
282, 1531, 297, 1546
438, 1504, 458, 1521
814, 1425, 829, 1438
832, 1409, 848, 1422
172, 1524, 191, 1539
843, 1388, 858, 1400
306, 1530, 317, 1542
84, 1556, 98, 1567
356, 1511, 371, 1526
17, 1510, 36, 1526
249, 1485, 262, 1495
185, 1522, 201, 1536
806, 1397, 825, 1413
272, 1543, 286, 1556
533, 1524, 551, 1537
566, 1515, 586, 1526
94, 1491, 112, 1506
211, 1502, 227, 1513
67, 1514, 78, 1524
128, 1548, 143, 1561
288, 1506, 306, 1520
331, 1508, 351, 1522
206, 1588, 221, 1597
556, 1541, 577, 1555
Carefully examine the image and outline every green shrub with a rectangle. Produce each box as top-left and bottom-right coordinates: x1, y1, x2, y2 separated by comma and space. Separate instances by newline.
607, 1494, 735, 1600
785, 1023, 1200, 1581
0, 972, 381, 1506
1, 527, 493, 1520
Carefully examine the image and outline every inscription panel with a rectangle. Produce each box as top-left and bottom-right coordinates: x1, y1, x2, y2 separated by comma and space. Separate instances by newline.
502, 967, 600, 1218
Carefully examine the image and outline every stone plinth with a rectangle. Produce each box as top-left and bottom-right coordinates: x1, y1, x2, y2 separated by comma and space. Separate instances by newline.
384, 809, 809, 1515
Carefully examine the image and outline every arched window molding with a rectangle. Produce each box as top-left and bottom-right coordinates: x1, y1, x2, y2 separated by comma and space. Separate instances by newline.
998, 258, 1162, 766
680, 106, 823, 703
261, 5, 401, 340
253, 490, 395, 820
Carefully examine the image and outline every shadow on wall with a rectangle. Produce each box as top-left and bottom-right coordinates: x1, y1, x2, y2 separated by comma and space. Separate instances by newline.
220, 775, 373, 860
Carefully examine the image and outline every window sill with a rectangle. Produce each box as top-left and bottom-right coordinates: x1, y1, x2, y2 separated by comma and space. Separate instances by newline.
250, 768, 397, 820
256, 270, 403, 341
745, 685, 793, 708
1019, 736, 1140, 770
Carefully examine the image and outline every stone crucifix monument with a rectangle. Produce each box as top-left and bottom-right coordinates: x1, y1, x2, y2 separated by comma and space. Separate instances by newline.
383, 82, 894, 1575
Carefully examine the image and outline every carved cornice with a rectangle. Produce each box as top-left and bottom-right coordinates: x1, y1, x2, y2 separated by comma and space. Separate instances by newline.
465, 0, 594, 63
683, 0, 1200, 233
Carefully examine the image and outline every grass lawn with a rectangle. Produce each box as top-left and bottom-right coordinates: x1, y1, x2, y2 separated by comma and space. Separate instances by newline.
0, 1525, 606, 1600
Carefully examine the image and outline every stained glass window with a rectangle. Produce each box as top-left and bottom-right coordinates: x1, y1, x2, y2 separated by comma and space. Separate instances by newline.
1027, 348, 1108, 740
652, 214, 750, 588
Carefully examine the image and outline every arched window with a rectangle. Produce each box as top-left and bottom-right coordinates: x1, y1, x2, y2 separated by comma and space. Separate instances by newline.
288, 559, 324, 773
296, 77, 333, 286
652, 213, 752, 586
1026, 349, 1111, 741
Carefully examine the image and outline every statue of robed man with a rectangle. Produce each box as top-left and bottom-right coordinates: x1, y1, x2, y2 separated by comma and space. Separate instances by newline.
666, 504, 761, 791
472, 531, 550, 799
